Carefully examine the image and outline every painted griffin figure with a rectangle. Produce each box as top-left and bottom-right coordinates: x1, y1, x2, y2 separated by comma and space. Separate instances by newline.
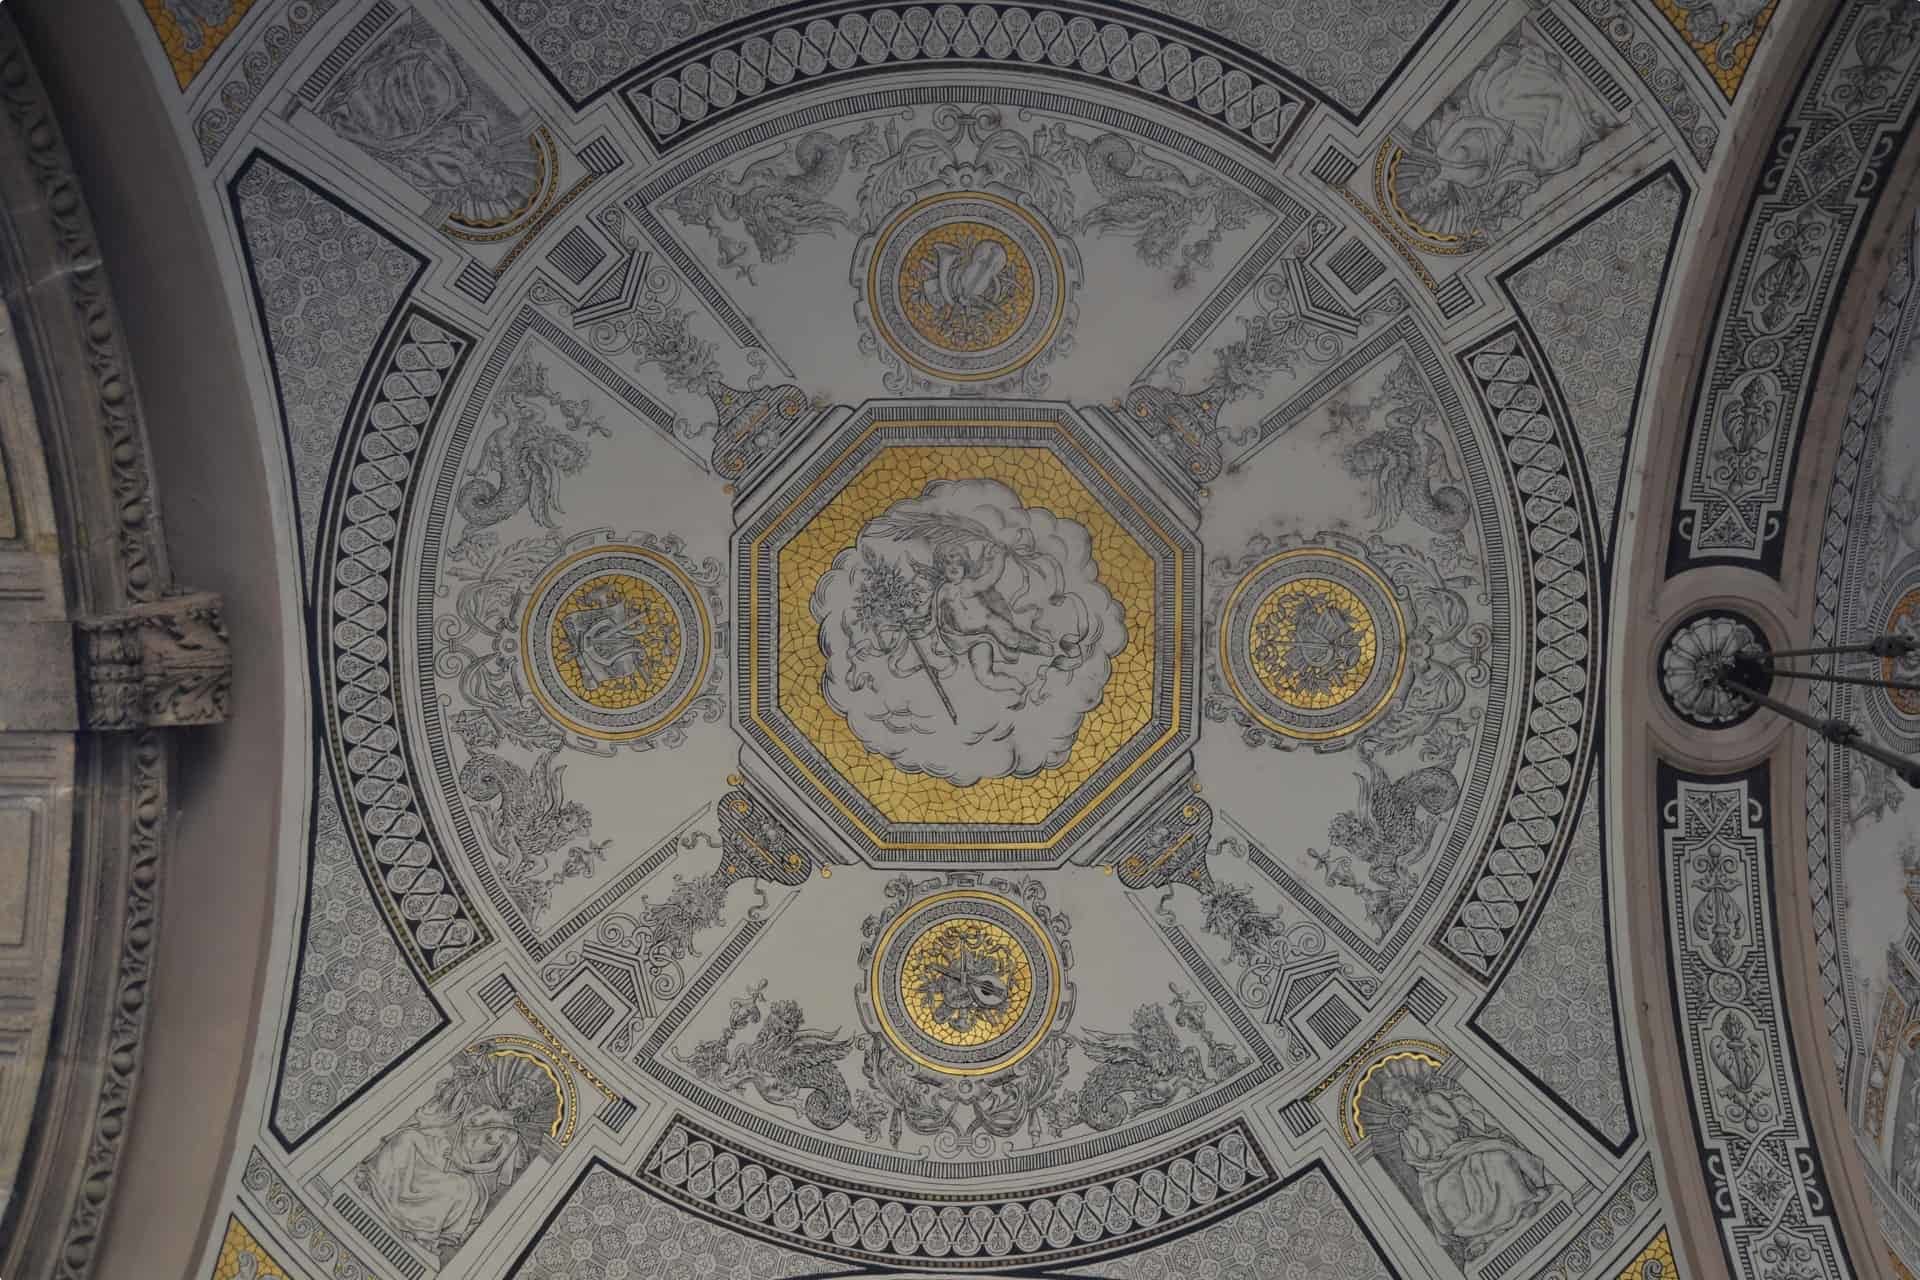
1074, 988, 1246, 1131
1310, 741, 1464, 938
458, 749, 607, 919
667, 126, 882, 278
681, 982, 860, 1132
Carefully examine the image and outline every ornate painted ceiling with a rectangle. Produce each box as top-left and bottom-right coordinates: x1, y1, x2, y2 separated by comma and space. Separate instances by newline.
16, 0, 1920, 1277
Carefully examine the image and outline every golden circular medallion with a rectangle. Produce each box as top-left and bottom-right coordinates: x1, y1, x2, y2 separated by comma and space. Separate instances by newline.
896, 221, 1035, 353
1219, 547, 1407, 742
519, 543, 712, 742
868, 889, 1061, 1076
898, 917, 1034, 1047
549, 572, 683, 710
864, 192, 1068, 384
1886, 586, 1920, 715
1247, 576, 1379, 710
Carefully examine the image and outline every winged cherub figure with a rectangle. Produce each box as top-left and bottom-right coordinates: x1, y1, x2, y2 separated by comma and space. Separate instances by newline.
863, 508, 1094, 710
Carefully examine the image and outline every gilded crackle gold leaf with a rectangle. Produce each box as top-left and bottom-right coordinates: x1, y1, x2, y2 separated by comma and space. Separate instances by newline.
140, 0, 260, 90
210, 1216, 291, 1280
1249, 576, 1378, 711
1616, 1227, 1680, 1279
778, 443, 1156, 827
898, 221, 1036, 352
550, 572, 683, 710
1649, 0, 1778, 100
900, 917, 1034, 1047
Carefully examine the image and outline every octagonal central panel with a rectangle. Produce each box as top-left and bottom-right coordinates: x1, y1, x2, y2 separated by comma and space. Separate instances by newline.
736, 403, 1199, 865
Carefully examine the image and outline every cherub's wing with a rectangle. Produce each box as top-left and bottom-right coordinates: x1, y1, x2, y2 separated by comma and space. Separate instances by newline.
864, 509, 997, 553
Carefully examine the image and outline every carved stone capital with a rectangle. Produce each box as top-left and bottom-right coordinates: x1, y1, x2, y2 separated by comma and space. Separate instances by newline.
76, 592, 231, 729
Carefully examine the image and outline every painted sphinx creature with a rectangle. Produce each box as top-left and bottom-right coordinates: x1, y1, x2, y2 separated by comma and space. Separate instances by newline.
1389, 19, 1627, 245
349, 1048, 560, 1263
319, 12, 542, 227
812, 479, 1127, 785
1362, 1062, 1558, 1264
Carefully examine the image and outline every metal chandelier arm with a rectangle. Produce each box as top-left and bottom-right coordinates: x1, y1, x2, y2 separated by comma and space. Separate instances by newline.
1708, 634, 1920, 789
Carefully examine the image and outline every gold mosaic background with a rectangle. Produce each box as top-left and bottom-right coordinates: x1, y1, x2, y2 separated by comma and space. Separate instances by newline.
898, 221, 1036, 352
139, 0, 260, 89
1615, 1227, 1679, 1278
210, 1217, 290, 1280
1248, 576, 1379, 710
900, 917, 1035, 1047
551, 572, 684, 710
1649, 0, 1777, 99
774, 439, 1158, 829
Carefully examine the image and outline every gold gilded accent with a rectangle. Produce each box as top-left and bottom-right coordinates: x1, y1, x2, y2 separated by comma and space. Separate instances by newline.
1616, 1228, 1679, 1279
870, 890, 1061, 1076
1220, 549, 1405, 742
1887, 586, 1920, 714
513, 996, 619, 1104
900, 917, 1034, 1046
765, 430, 1167, 840
898, 221, 1035, 352
868, 193, 1065, 383
140, 0, 259, 90
211, 1216, 291, 1279
550, 572, 682, 709
443, 129, 558, 239
1248, 577, 1378, 710
1377, 142, 1482, 256
1649, 0, 1778, 100
1349, 1046, 1448, 1141
487, 1046, 568, 1139
468, 1033, 577, 1143
520, 545, 711, 742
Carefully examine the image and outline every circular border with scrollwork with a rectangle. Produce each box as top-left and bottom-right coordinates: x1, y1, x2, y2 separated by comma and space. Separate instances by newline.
520, 543, 712, 741
869, 889, 1062, 1077
866, 191, 1067, 384
1217, 547, 1407, 742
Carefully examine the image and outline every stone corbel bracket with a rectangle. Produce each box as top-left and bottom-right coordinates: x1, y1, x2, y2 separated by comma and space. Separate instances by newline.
75, 591, 231, 730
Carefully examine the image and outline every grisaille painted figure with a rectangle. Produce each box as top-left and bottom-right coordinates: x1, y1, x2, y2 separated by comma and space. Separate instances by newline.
1363, 1063, 1558, 1263
812, 478, 1127, 785
348, 1049, 558, 1262
1390, 19, 1627, 243
319, 12, 540, 226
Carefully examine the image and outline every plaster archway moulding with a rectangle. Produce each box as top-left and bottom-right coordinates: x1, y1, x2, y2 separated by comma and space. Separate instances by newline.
1622, 0, 1920, 1275
0, 15, 232, 1280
